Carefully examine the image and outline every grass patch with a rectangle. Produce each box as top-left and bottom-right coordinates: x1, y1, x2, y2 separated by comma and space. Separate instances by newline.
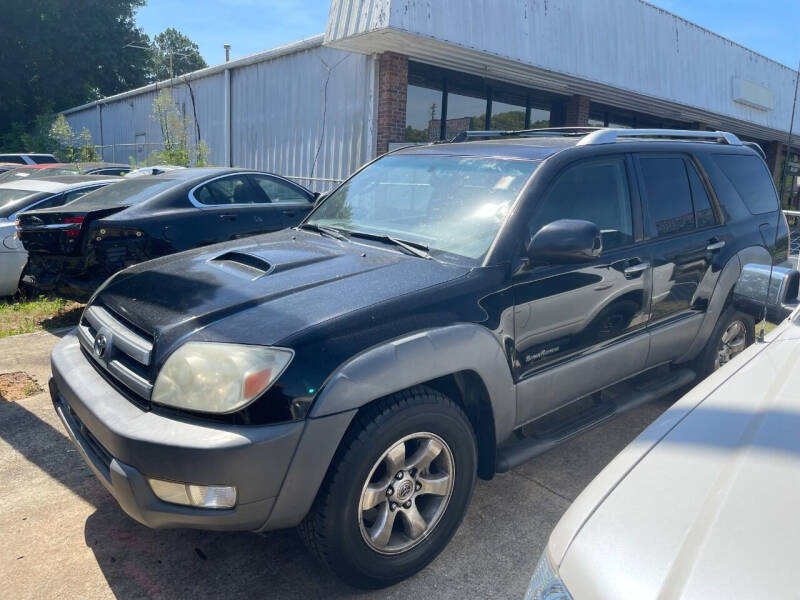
0, 296, 84, 338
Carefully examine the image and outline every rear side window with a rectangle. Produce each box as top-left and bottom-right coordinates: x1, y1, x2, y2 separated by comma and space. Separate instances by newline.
193, 175, 265, 205
250, 175, 310, 204
31, 155, 57, 164
0, 156, 26, 164
710, 154, 778, 214
686, 162, 717, 228
639, 157, 695, 236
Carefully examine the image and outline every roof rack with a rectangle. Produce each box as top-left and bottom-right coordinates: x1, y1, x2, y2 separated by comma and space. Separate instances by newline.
449, 127, 603, 143
576, 128, 742, 146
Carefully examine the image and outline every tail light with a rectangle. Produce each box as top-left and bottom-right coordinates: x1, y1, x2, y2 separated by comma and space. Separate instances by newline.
63, 216, 84, 237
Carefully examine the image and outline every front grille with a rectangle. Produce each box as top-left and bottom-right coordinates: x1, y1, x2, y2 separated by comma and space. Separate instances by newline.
78, 303, 155, 401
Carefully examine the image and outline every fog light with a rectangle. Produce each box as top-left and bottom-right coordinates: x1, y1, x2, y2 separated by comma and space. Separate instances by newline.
148, 478, 237, 509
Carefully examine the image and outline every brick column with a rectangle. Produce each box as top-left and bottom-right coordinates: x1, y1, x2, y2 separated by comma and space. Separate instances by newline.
376, 52, 409, 155
564, 94, 590, 127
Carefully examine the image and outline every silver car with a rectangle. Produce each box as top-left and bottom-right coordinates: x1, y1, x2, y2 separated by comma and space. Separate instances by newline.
0, 177, 118, 296
528, 311, 800, 600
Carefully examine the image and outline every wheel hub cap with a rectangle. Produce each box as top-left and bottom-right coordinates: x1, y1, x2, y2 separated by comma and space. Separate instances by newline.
358, 432, 455, 555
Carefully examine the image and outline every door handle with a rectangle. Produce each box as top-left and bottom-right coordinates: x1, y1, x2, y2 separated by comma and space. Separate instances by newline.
623, 262, 650, 278
219, 213, 237, 220
706, 240, 726, 251
282, 210, 296, 217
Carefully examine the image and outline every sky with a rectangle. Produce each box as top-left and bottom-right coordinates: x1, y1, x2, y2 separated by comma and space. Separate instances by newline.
135, 0, 800, 69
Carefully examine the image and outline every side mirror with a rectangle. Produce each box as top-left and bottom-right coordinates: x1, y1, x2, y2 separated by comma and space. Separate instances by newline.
313, 191, 326, 206
527, 219, 602, 265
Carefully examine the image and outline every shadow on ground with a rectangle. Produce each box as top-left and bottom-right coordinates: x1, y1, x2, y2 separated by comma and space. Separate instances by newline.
0, 387, 679, 599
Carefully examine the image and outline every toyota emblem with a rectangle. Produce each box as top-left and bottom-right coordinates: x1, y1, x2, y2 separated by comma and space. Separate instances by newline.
93, 333, 109, 358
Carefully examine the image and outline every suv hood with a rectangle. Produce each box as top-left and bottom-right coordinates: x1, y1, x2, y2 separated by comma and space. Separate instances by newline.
95, 229, 469, 358
553, 318, 800, 600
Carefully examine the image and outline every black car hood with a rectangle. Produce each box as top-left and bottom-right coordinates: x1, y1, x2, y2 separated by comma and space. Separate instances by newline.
96, 229, 470, 358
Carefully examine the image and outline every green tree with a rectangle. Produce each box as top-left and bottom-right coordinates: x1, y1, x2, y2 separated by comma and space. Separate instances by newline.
147, 90, 209, 166
148, 28, 207, 81
48, 114, 99, 162
0, 0, 151, 150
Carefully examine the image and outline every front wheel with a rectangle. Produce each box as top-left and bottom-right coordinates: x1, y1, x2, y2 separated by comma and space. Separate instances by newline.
299, 387, 477, 588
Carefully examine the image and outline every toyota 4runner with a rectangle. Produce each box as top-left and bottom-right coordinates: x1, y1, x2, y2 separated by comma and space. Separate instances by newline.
49, 128, 790, 588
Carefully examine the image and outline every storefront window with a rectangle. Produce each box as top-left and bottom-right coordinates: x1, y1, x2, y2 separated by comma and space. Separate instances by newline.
529, 106, 550, 129
491, 98, 525, 131
445, 91, 487, 138
406, 84, 444, 142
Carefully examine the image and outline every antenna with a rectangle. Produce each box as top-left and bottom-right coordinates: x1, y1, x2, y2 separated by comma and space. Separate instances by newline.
759, 59, 800, 342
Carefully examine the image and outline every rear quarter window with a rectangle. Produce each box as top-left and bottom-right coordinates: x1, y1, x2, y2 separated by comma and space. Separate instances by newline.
710, 154, 778, 214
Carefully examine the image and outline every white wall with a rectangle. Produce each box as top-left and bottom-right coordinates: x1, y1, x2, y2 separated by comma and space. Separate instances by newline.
326, 0, 799, 138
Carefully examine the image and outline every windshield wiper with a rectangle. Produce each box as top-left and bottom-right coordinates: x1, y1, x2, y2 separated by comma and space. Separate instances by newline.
297, 223, 349, 241
347, 230, 433, 260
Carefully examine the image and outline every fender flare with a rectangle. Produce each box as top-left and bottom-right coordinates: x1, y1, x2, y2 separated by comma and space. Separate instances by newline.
677, 246, 771, 363
309, 323, 517, 444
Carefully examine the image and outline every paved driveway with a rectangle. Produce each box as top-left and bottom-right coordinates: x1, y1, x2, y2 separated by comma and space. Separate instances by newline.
0, 330, 678, 599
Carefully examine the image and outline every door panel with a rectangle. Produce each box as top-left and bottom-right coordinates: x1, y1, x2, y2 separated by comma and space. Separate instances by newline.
635, 154, 724, 327
513, 155, 651, 424
635, 153, 726, 366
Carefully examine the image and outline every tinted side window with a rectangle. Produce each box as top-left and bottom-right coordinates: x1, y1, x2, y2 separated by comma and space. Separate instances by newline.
0, 156, 26, 164
250, 175, 310, 204
639, 156, 694, 236
193, 175, 265, 205
32, 155, 58, 164
686, 161, 717, 228
711, 154, 778, 214
531, 157, 633, 250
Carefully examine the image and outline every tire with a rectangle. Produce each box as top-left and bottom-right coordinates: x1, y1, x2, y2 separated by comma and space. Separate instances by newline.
693, 305, 755, 378
298, 386, 477, 589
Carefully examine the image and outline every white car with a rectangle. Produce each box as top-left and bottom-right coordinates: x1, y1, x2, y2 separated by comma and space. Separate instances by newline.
0, 177, 118, 296
124, 165, 184, 178
527, 311, 800, 600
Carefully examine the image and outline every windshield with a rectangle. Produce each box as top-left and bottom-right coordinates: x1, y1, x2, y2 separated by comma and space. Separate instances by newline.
307, 155, 538, 260
64, 178, 179, 209
0, 189, 39, 218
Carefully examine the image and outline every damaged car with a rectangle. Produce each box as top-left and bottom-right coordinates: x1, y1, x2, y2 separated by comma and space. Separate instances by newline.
17, 168, 315, 299
0, 176, 119, 296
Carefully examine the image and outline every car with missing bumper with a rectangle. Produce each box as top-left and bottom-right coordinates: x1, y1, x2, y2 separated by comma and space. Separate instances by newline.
50, 128, 790, 588
18, 167, 315, 300
0, 176, 119, 296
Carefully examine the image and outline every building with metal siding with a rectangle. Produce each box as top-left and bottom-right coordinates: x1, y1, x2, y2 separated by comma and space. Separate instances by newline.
62, 36, 375, 191
62, 0, 799, 194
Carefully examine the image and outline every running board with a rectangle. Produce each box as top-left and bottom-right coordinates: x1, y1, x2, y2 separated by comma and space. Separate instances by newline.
495, 367, 696, 473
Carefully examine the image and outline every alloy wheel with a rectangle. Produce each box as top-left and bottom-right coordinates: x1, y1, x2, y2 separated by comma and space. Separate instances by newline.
715, 319, 747, 370
358, 432, 455, 555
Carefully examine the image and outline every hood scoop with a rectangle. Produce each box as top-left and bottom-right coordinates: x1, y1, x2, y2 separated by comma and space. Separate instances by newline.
210, 251, 273, 279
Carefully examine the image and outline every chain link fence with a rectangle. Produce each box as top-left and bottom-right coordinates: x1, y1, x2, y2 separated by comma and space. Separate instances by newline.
94, 142, 164, 165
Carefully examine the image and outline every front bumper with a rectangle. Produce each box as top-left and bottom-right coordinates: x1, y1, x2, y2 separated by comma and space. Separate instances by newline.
51, 331, 354, 531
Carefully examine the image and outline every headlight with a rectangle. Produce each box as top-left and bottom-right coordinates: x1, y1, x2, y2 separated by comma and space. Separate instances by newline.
525, 551, 573, 600
151, 342, 293, 414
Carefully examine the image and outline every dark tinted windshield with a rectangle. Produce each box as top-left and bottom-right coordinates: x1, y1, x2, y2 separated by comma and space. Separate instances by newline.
64, 178, 180, 209
307, 154, 538, 260
0, 189, 40, 218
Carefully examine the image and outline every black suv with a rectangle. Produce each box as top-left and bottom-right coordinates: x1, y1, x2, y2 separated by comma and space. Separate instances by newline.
49, 128, 789, 588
